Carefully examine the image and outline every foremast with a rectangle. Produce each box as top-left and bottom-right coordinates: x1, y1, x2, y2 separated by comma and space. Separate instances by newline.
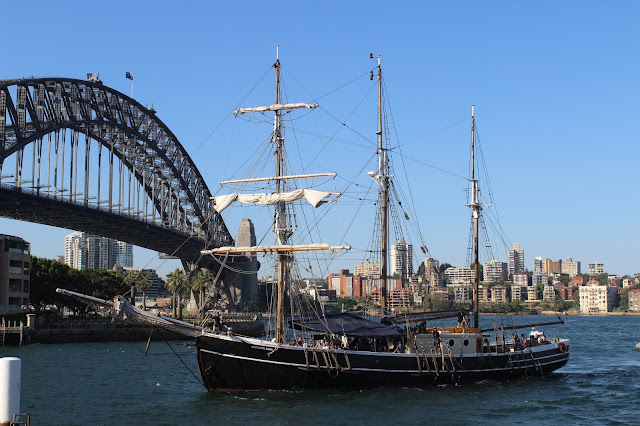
467, 105, 481, 329
206, 49, 348, 344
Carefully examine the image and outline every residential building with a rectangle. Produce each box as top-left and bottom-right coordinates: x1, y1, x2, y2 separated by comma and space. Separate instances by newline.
568, 276, 584, 287
491, 285, 508, 303
628, 289, 640, 313
508, 243, 524, 277
391, 239, 413, 280
511, 285, 526, 301
623, 276, 639, 288
543, 285, 556, 301
557, 285, 573, 301
533, 257, 543, 273
452, 285, 472, 304
513, 271, 529, 286
532, 271, 547, 286
588, 261, 605, 275
477, 285, 490, 303
579, 283, 617, 313
424, 257, 442, 287
561, 258, 581, 277
483, 259, 507, 283
0, 235, 31, 313
444, 267, 473, 286
354, 262, 379, 277
527, 285, 539, 301
64, 232, 133, 270
544, 259, 562, 277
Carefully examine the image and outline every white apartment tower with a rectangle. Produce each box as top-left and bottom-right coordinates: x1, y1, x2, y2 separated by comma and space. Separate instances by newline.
508, 243, 524, 277
533, 257, 543, 273
64, 232, 133, 270
391, 239, 413, 279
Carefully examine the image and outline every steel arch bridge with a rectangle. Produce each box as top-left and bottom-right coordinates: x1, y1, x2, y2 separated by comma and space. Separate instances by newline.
0, 77, 236, 278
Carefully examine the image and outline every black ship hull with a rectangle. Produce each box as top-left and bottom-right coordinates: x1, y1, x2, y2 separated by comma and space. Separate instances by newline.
196, 333, 570, 392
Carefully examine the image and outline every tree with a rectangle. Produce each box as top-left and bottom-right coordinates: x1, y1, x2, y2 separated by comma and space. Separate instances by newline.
126, 270, 152, 309
165, 268, 187, 318
30, 256, 74, 311
438, 263, 453, 274
191, 270, 213, 320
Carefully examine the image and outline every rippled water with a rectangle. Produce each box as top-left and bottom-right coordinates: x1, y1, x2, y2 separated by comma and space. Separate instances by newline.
1, 315, 638, 425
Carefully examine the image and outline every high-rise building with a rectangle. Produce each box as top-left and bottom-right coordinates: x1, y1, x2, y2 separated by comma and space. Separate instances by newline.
391, 239, 413, 280
64, 232, 133, 270
424, 257, 442, 287
483, 259, 507, 283
533, 257, 543, 273
543, 258, 562, 277
588, 261, 605, 275
508, 243, 524, 277
561, 258, 581, 277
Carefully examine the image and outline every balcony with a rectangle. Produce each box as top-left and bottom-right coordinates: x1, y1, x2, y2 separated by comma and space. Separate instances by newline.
8, 266, 23, 275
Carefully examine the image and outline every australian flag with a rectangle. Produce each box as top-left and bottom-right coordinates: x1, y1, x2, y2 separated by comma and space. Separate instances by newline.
125, 72, 133, 81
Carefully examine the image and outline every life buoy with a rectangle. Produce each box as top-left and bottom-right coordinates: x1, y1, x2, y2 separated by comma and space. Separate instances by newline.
558, 342, 567, 353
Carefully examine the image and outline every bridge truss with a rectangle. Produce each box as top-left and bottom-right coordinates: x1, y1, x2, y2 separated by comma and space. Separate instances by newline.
0, 77, 235, 271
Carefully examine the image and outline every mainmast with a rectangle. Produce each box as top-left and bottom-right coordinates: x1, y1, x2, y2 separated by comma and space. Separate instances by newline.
372, 53, 388, 317
468, 105, 481, 329
273, 50, 288, 344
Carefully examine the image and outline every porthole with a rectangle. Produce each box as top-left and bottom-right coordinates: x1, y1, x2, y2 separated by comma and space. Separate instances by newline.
463, 339, 470, 347
448, 339, 455, 347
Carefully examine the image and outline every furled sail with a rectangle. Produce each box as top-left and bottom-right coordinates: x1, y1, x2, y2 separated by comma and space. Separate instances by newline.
233, 103, 318, 116
201, 243, 351, 255
212, 189, 338, 213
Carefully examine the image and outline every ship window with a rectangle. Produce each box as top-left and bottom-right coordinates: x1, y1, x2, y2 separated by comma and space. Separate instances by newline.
448, 339, 455, 347
463, 339, 470, 347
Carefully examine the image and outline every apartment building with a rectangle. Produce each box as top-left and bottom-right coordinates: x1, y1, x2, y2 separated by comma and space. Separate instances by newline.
0, 235, 31, 313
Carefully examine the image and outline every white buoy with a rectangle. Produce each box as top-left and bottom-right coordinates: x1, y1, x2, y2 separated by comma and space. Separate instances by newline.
0, 357, 21, 424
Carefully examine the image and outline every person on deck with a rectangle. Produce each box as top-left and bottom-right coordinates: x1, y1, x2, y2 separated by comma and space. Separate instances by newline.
513, 333, 522, 350
457, 310, 469, 328
394, 340, 406, 353
520, 333, 527, 348
432, 327, 441, 354
530, 327, 542, 344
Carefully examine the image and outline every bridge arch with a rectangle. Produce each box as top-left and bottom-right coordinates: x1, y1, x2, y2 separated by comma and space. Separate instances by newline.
0, 77, 233, 263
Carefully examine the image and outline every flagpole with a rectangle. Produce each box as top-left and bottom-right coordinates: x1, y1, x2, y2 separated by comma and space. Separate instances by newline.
131, 77, 134, 99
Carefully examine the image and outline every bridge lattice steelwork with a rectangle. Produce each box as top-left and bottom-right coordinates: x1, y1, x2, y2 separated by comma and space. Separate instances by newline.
0, 77, 233, 269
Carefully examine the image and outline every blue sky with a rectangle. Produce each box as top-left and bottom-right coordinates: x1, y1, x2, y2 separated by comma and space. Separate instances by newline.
1, 1, 638, 277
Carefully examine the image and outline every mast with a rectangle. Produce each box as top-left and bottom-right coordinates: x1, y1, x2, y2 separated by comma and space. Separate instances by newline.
374, 54, 388, 317
273, 49, 288, 344
469, 105, 481, 329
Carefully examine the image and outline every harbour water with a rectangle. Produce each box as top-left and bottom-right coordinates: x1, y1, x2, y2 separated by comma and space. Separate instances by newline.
0, 315, 638, 425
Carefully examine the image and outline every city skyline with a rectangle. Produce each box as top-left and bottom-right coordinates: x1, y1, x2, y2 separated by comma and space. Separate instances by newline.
1, 2, 638, 278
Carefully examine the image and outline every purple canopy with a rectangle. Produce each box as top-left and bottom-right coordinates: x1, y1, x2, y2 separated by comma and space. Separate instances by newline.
291, 313, 403, 338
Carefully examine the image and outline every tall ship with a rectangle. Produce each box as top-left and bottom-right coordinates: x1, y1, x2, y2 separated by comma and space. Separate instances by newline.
191, 52, 570, 391
58, 51, 570, 391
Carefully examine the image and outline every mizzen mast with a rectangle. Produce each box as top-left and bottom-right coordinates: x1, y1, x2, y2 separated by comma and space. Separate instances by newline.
467, 105, 481, 329
370, 53, 389, 317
